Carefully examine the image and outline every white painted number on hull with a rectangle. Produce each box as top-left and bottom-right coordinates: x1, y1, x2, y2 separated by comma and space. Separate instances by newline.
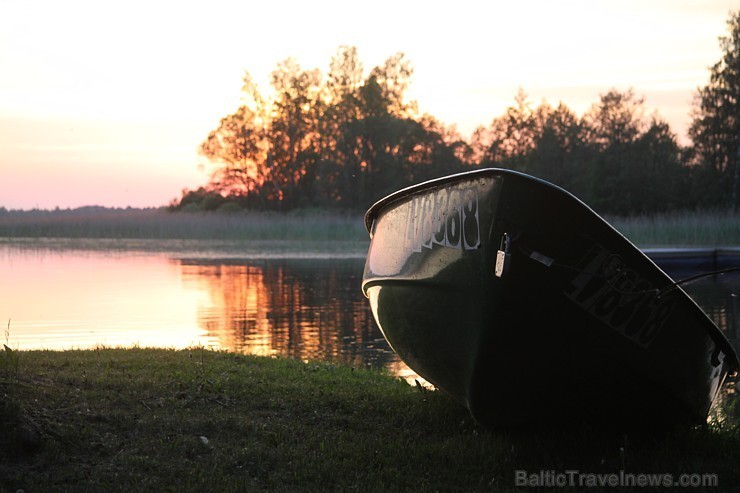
404, 185, 481, 252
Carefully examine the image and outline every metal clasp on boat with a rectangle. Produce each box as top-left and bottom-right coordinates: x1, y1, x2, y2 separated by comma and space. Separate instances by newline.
495, 233, 512, 278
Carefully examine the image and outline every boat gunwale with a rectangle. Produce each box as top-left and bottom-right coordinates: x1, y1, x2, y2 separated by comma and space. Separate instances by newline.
364, 168, 575, 234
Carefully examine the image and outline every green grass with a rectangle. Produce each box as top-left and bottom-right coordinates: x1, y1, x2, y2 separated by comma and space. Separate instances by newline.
1, 348, 738, 492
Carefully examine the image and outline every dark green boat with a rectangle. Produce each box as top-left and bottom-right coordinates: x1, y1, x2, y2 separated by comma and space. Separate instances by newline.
361, 168, 738, 428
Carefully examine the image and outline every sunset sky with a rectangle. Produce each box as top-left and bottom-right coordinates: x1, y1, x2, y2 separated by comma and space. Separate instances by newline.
0, 0, 736, 210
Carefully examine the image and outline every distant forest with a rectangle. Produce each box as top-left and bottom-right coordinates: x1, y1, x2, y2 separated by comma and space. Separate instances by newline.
171, 10, 740, 217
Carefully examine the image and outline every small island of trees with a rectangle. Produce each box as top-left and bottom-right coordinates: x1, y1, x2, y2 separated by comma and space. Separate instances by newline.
171, 10, 740, 217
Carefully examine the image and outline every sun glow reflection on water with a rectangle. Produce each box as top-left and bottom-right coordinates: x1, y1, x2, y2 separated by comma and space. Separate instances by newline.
0, 247, 216, 350
0, 241, 410, 380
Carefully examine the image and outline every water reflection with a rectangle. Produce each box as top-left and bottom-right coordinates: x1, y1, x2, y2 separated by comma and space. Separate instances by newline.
676, 271, 740, 426
678, 272, 739, 356
0, 246, 211, 350
179, 258, 405, 373
0, 243, 416, 381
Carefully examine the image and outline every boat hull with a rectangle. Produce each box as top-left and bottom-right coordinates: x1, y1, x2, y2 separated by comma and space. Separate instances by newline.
362, 169, 738, 428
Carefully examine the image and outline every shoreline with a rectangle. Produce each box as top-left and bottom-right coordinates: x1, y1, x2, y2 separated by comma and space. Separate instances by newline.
3, 237, 740, 265
644, 247, 740, 272
0, 208, 739, 247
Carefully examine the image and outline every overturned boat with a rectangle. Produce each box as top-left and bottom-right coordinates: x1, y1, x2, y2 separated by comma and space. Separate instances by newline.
361, 168, 738, 428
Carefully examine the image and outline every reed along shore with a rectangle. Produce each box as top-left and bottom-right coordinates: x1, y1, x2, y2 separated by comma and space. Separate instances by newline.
0, 207, 738, 247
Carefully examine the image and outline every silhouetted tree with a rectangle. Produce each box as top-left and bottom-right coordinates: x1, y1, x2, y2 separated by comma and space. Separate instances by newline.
469, 88, 687, 215
473, 88, 538, 168
528, 102, 582, 190
265, 58, 323, 208
579, 89, 647, 213
179, 46, 701, 216
579, 89, 687, 214
688, 9, 740, 210
316, 46, 365, 204
199, 74, 268, 205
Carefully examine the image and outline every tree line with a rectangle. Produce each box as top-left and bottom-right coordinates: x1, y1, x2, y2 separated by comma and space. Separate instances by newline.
171, 10, 739, 217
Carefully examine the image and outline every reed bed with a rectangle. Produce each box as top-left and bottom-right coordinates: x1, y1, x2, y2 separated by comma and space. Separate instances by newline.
0, 208, 368, 242
604, 210, 739, 247
0, 208, 737, 247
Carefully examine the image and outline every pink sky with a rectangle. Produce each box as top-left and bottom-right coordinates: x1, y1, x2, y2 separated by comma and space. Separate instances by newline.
0, 0, 735, 210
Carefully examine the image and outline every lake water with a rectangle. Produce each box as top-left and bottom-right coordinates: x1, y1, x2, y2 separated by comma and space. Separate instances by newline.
1, 239, 738, 405
0, 239, 418, 382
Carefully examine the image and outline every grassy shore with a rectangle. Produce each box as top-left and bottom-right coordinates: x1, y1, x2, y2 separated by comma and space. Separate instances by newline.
1, 348, 738, 492
0, 207, 738, 247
